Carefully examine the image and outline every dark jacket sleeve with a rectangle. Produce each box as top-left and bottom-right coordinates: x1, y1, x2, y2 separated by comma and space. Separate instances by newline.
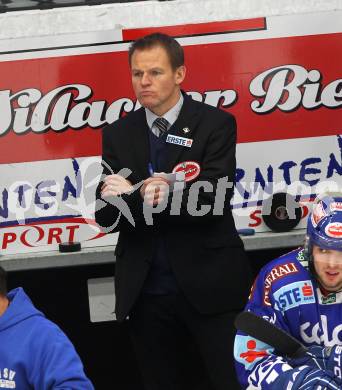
95, 123, 147, 233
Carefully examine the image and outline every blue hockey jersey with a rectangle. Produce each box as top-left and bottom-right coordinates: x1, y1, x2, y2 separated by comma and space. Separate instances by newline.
234, 248, 342, 389
0, 287, 94, 389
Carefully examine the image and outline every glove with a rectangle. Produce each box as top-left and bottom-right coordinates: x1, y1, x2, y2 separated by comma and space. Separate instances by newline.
288, 345, 342, 377
271, 365, 341, 390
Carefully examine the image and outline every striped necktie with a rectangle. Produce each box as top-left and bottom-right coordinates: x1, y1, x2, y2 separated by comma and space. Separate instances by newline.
153, 117, 169, 137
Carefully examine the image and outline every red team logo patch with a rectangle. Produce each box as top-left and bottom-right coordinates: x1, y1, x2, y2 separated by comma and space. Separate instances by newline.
240, 339, 269, 363
302, 283, 313, 297
172, 161, 201, 182
325, 222, 342, 238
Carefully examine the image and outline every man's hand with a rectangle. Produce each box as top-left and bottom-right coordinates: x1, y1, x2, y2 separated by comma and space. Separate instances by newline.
140, 176, 170, 207
288, 345, 342, 377
271, 365, 341, 390
101, 174, 133, 197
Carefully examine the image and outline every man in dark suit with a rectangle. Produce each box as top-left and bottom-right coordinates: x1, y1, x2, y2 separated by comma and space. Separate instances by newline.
95, 32, 252, 390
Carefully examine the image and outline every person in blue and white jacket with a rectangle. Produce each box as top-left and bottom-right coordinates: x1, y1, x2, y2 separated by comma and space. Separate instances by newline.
0, 266, 94, 390
234, 193, 342, 389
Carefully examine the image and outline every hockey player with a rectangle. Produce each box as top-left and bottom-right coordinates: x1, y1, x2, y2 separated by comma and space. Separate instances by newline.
234, 193, 342, 389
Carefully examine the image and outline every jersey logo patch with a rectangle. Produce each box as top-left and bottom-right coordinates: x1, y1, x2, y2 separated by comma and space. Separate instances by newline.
274, 280, 315, 312
300, 314, 342, 346
263, 262, 299, 306
234, 335, 273, 371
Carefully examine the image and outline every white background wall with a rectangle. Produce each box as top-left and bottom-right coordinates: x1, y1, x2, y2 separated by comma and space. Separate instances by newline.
1, 0, 342, 39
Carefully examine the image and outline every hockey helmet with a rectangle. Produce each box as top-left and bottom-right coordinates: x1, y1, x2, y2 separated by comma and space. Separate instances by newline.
305, 193, 342, 258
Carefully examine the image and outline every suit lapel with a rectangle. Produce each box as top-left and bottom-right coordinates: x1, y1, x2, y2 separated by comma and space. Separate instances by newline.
162, 94, 201, 173
130, 108, 151, 180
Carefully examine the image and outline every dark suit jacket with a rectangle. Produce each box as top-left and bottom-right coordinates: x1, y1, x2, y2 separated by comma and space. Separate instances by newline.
95, 93, 252, 322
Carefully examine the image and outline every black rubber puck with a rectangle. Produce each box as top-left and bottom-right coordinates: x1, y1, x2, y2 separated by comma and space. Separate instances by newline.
262, 192, 302, 233
237, 228, 256, 236
59, 242, 81, 253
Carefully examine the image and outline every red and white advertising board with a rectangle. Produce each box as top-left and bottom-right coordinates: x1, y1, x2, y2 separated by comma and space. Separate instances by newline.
0, 11, 342, 254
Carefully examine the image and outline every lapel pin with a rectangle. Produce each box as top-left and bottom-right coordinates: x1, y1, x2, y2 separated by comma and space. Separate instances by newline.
182, 127, 190, 134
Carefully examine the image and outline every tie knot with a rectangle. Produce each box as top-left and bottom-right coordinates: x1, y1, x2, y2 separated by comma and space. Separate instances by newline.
153, 117, 169, 137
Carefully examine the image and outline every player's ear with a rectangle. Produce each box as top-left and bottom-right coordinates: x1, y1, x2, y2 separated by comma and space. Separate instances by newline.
175, 65, 186, 85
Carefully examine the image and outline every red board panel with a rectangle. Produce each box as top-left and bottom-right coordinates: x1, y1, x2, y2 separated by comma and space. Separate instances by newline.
0, 32, 341, 164
122, 18, 266, 40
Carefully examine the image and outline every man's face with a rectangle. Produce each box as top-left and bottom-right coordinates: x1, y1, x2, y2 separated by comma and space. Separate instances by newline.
130, 45, 186, 116
313, 245, 342, 292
